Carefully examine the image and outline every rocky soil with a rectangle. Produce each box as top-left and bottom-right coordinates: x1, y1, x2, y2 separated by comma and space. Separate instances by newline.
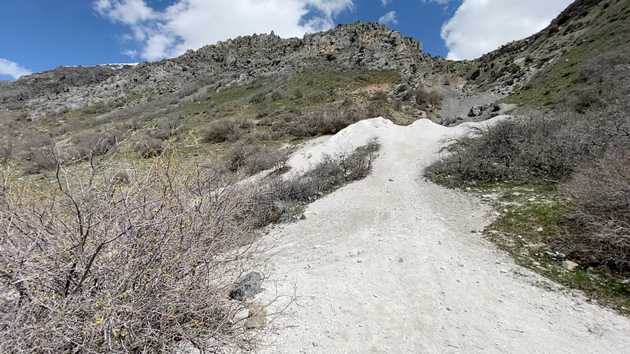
251, 117, 630, 353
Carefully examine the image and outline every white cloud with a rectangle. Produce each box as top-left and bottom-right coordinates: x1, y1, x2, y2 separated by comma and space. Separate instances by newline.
378, 11, 398, 26
94, 0, 157, 24
441, 0, 573, 60
0, 58, 32, 79
94, 0, 354, 61
380, 0, 391, 6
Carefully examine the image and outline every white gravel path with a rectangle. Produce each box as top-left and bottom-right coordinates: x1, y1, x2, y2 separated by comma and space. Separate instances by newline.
255, 117, 630, 354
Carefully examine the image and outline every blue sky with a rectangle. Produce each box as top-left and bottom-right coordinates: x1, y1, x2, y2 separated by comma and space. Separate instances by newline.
0, 0, 572, 80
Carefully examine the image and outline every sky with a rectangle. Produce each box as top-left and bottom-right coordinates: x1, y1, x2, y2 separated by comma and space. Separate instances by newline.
0, 0, 573, 80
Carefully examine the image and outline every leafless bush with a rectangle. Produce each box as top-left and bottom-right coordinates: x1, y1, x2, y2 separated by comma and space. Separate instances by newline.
15, 133, 57, 174
133, 135, 165, 158
280, 107, 362, 138
414, 87, 443, 108
369, 90, 388, 102
224, 141, 288, 176
249, 92, 267, 105
201, 119, 242, 143
69, 130, 120, 161
427, 101, 630, 274
82, 102, 111, 115
557, 145, 630, 271
280, 141, 378, 200
0, 159, 254, 353
571, 88, 604, 114
569, 46, 630, 114
270, 91, 283, 102
244, 141, 379, 227
0, 135, 13, 163
147, 117, 181, 140
425, 110, 622, 185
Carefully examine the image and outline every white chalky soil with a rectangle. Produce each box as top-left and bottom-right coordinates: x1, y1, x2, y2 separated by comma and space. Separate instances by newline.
255, 117, 630, 354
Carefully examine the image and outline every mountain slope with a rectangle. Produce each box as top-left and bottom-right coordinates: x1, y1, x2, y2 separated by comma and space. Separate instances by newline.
464, 0, 630, 108
0, 23, 433, 118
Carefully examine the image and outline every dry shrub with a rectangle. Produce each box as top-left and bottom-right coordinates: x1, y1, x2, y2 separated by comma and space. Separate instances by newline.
246, 141, 379, 227
147, 118, 181, 140
249, 92, 267, 105
570, 46, 630, 113
281, 107, 362, 138
15, 133, 57, 174
414, 87, 443, 108
224, 141, 288, 176
369, 90, 388, 102
0, 136, 13, 163
69, 130, 120, 161
425, 110, 622, 185
427, 101, 630, 273
133, 135, 165, 159
571, 88, 604, 114
276, 140, 379, 203
201, 119, 243, 143
558, 145, 630, 271
0, 159, 254, 353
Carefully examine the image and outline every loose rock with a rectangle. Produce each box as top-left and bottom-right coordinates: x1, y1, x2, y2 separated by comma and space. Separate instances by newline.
229, 271, 264, 301
562, 260, 580, 271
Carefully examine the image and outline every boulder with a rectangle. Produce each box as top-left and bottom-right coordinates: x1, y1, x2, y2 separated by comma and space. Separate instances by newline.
229, 271, 264, 301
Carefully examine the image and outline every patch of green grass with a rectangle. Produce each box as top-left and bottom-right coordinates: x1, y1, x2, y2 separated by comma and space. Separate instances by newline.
495, 202, 565, 240
463, 182, 630, 315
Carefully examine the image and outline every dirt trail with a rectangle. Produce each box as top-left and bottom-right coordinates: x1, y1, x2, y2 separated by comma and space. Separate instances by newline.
255, 118, 630, 354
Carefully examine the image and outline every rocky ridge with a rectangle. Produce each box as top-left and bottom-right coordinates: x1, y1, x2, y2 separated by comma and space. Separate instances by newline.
1, 23, 436, 118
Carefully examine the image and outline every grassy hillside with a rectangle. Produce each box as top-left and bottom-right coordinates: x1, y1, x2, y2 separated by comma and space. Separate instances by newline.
508, 0, 630, 108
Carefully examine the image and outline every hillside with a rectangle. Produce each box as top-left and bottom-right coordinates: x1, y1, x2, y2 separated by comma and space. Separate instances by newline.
1, 0, 626, 177
0, 23, 460, 177
463, 0, 630, 108
1, 0, 630, 352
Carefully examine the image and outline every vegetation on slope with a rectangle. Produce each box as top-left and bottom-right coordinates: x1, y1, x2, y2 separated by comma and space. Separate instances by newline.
426, 0, 630, 313
508, 0, 630, 109
0, 68, 405, 178
0, 141, 379, 353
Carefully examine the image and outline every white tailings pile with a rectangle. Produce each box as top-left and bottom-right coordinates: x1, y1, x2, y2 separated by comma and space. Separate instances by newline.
255, 117, 630, 353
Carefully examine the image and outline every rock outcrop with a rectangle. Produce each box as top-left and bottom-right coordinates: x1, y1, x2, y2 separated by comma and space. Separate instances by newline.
1, 23, 436, 118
